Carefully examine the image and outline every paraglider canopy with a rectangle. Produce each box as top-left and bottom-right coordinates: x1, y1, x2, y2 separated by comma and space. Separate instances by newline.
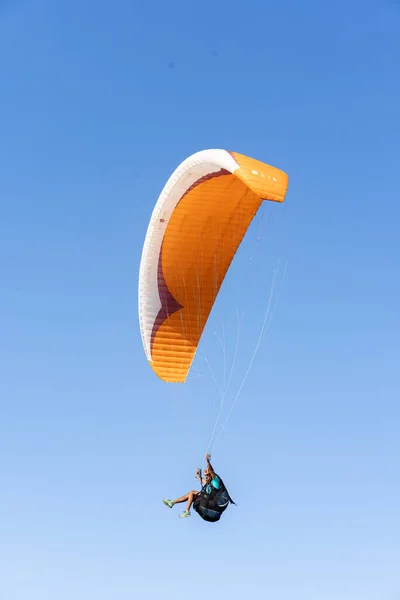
138, 149, 288, 383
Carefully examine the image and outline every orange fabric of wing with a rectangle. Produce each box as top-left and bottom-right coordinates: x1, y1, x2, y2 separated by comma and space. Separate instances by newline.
231, 152, 288, 202
151, 158, 288, 383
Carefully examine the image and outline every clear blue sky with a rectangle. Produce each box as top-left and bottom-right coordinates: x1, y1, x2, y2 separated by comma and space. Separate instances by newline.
1, 0, 399, 598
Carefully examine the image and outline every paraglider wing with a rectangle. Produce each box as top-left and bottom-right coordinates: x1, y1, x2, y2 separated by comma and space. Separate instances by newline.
138, 149, 288, 383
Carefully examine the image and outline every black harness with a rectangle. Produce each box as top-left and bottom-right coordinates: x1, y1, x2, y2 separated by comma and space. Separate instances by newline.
193, 472, 235, 523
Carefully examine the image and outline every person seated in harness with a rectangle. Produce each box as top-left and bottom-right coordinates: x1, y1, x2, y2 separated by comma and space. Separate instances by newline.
162, 454, 234, 522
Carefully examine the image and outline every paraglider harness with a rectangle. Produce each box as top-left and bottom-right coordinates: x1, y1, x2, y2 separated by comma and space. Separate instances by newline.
193, 469, 236, 523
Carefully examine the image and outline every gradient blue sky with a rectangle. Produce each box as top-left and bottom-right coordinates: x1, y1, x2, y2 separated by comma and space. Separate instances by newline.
1, 0, 400, 598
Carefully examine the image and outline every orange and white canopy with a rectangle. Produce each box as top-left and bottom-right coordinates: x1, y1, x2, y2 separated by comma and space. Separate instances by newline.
138, 149, 288, 383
